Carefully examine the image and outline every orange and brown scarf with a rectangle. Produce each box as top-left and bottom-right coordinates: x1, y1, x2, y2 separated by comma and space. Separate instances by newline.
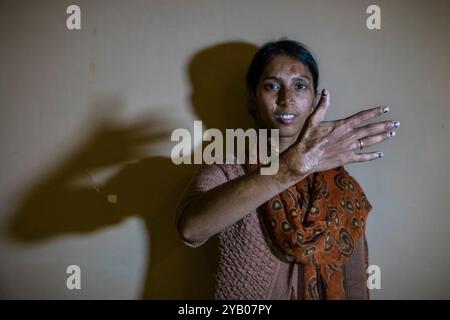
247, 163, 372, 300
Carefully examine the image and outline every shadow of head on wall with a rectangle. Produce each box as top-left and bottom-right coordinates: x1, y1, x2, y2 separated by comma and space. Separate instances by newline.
7, 40, 258, 299
188, 41, 257, 132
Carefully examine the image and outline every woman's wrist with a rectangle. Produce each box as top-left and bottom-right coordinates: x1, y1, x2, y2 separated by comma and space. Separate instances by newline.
275, 152, 310, 189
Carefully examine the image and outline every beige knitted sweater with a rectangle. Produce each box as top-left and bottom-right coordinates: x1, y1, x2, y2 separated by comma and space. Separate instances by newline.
176, 163, 369, 300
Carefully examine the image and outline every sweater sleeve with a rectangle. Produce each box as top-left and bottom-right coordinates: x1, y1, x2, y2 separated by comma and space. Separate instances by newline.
175, 164, 229, 248
344, 233, 370, 299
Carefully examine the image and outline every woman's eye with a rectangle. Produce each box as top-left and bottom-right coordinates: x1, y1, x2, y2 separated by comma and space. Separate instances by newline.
295, 83, 307, 91
265, 83, 280, 91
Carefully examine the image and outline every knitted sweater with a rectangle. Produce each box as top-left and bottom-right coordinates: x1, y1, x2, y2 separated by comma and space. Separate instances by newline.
176, 163, 369, 300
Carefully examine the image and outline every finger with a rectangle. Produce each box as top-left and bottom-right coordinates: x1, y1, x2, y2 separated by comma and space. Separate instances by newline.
343, 106, 389, 128
349, 151, 384, 163
353, 131, 395, 150
310, 89, 330, 126
353, 120, 400, 140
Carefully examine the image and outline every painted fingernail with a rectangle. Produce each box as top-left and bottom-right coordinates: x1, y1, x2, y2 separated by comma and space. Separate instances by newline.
389, 131, 396, 138
378, 152, 384, 158
393, 121, 400, 128
381, 106, 389, 113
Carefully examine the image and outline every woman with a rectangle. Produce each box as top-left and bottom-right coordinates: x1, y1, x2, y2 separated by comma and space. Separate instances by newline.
176, 39, 399, 300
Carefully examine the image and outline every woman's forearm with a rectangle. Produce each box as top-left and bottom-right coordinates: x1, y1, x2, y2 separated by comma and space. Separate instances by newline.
178, 159, 308, 246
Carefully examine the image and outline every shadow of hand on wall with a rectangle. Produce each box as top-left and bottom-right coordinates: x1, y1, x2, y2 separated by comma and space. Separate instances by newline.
7, 41, 258, 299
8, 107, 167, 238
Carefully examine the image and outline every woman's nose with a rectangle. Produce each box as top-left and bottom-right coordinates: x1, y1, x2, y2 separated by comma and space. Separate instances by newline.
276, 87, 294, 107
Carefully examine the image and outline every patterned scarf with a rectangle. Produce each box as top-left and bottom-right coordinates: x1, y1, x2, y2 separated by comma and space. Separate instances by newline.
246, 162, 372, 300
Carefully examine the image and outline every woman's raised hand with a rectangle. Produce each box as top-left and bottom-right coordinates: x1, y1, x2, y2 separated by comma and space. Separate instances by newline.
281, 89, 400, 178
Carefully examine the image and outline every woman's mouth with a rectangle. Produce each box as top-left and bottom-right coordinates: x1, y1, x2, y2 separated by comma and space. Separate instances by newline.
274, 113, 296, 125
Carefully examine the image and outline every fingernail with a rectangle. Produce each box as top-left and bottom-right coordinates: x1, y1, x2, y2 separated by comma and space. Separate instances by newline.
393, 121, 400, 128
378, 152, 384, 158
389, 131, 396, 138
381, 106, 389, 113
322, 89, 327, 96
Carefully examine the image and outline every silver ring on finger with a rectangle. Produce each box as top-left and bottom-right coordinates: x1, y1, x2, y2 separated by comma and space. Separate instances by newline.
357, 138, 364, 150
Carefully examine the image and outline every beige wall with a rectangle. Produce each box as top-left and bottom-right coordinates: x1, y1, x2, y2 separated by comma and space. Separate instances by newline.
1, 0, 449, 299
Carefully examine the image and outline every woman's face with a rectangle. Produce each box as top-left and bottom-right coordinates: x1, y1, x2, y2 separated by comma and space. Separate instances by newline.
252, 54, 316, 140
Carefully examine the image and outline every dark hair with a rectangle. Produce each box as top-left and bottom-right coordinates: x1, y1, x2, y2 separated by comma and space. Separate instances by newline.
245, 39, 319, 94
